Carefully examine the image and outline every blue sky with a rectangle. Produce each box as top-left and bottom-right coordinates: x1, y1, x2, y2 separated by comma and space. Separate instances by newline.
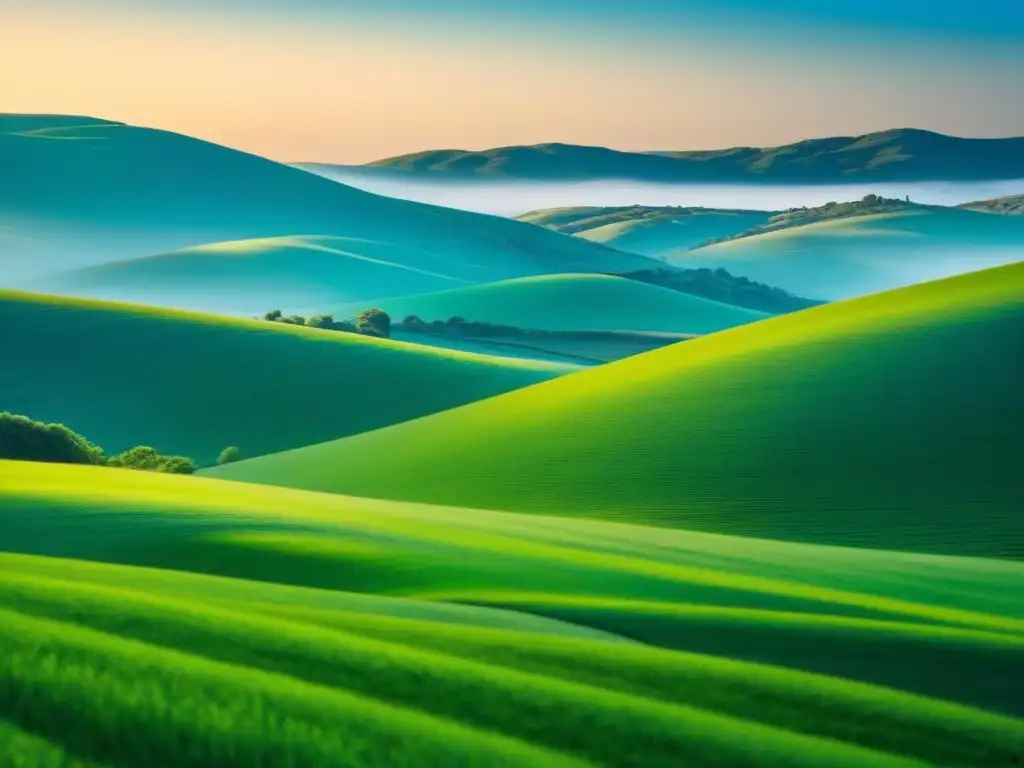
2, 0, 1021, 160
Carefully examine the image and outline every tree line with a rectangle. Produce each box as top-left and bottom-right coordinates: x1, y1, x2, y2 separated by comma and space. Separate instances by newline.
263, 308, 392, 338
0, 412, 242, 474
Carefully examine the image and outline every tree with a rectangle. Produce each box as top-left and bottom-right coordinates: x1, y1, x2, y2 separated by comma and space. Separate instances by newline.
157, 456, 197, 475
280, 315, 307, 326
0, 412, 105, 465
108, 445, 196, 475
218, 446, 242, 465
305, 314, 335, 329
263, 309, 283, 322
356, 308, 391, 338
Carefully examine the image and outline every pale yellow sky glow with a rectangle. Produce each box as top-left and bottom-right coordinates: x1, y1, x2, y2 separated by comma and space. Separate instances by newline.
2, 7, 1021, 163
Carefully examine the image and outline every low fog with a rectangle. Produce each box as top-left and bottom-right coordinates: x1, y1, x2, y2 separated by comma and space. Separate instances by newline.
304, 169, 1024, 217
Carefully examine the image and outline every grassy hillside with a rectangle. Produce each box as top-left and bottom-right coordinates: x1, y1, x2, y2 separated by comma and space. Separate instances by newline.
0, 114, 657, 286
211, 263, 1024, 558
0, 290, 574, 464
1, 461, 1023, 767
335, 274, 767, 335
351, 128, 1024, 182
518, 206, 774, 257
675, 206, 1024, 299
39, 235, 469, 315
959, 194, 1024, 216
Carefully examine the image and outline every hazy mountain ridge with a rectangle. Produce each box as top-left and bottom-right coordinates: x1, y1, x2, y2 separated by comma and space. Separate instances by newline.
331, 129, 1024, 183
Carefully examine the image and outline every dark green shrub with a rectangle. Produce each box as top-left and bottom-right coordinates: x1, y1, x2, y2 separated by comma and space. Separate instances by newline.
263, 309, 283, 321
0, 412, 105, 465
108, 446, 196, 475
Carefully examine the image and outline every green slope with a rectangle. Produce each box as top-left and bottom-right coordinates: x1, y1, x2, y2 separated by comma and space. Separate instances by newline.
0, 290, 575, 463
211, 262, 1024, 558
40, 235, 468, 315
674, 207, 1024, 299
0, 114, 659, 286
519, 206, 774, 258
335, 274, 767, 335
2, 461, 1024, 768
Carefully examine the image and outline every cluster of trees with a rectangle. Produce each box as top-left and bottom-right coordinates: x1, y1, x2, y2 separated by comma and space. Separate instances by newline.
699, 194, 914, 248
400, 315, 530, 339
0, 412, 243, 474
621, 268, 821, 314
263, 308, 392, 338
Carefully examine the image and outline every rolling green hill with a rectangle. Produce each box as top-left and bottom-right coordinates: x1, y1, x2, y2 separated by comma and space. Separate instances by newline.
674, 205, 1024, 299
334, 274, 767, 335
1, 461, 1023, 767
0, 290, 574, 464
210, 262, 1024, 558
39, 235, 469, 315
518, 206, 774, 257
335, 128, 1024, 182
0, 114, 658, 287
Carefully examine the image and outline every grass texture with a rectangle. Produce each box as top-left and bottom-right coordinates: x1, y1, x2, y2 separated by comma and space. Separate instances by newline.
210, 262, 1024, 557
2, 461, 1024, 766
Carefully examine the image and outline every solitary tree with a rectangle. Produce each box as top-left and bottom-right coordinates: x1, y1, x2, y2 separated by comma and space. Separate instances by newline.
356, 308, 391, 338
264, 309, 283, 322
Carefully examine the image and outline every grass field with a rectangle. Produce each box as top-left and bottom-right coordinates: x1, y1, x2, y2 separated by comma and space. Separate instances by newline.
675, 207, 1024, 299
39, 235, 469, 315
2, 460, 1024, 767
337, 274, 767, 335
211, 262, 1024, 558
519, 207, 773, 258
0, 290, 575, 464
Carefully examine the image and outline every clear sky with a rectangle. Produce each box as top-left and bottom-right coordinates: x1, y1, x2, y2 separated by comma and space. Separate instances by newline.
2, 0, 1022, 162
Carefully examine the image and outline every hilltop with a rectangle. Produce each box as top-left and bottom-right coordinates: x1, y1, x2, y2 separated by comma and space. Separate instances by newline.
0, 113, 658, 286
958, 193, 1024, 215
674, 201, 1024, 300
210, 263, 1024, 558
38, 235, 469, 315
310, 129, 1024, 183
0, 290, 574, 464
518, 205, 775, 257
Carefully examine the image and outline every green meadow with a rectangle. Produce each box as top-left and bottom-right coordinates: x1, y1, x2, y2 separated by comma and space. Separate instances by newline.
2, 461, 1024, 767
0, 289, 573, 463
2, 112, 1023, 768
212, 262, 1024, 558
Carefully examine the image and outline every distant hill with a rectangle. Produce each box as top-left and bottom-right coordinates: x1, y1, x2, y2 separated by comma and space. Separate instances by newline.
211, 262, 1024, 559
38, 235, 470, 315
333, 274, 767, 336
518, 206, 775, 257
0, 290, 574, 464
0, 114, 658, 289
673, 203, 1024, 300
958, 194, 1024, 215
312, 129, 1024, 183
